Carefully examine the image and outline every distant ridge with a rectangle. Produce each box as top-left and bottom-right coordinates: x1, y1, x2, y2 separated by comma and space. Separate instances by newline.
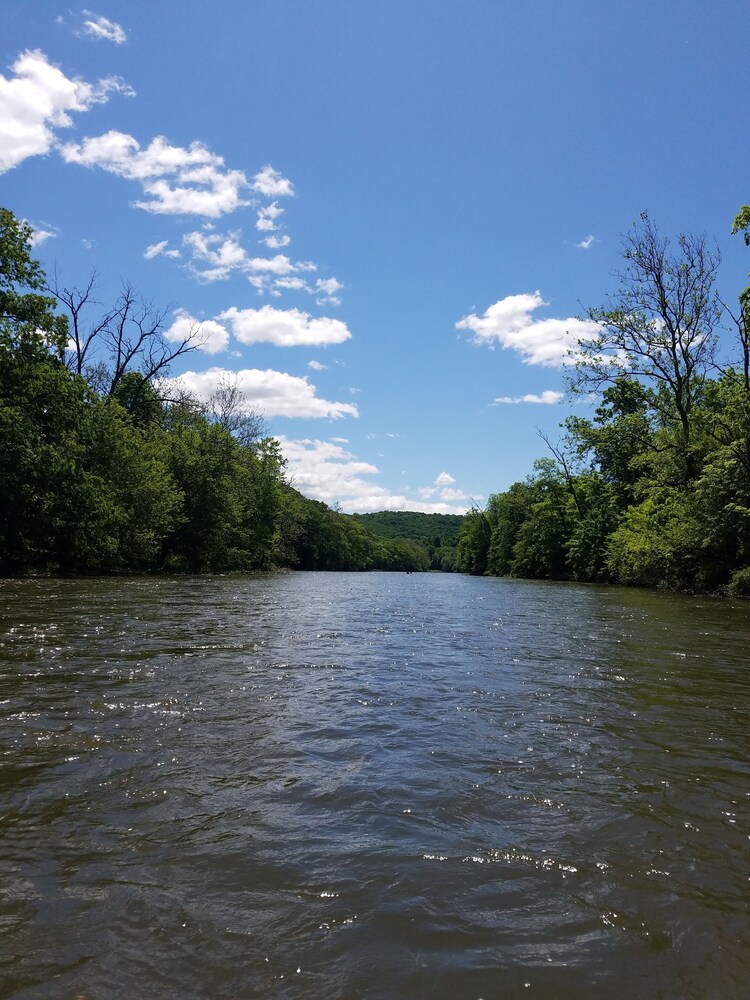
350, 511, 463, 544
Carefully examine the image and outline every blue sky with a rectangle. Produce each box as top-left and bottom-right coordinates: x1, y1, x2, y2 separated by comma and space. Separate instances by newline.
3, 1, 749, 512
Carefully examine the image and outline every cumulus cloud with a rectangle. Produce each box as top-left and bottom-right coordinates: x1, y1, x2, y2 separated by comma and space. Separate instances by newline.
278, 437, 470, 514
256, 201, 284, 232
456, 291, 600, 367
219, 305, 352, 347
264, 234, 291, 249
315, 276, 343, 306
308, 360, 327, 371
60, 130, 250, 217
29, 222, 59, 245
246, 254, 297, 275
274, 277, 308, 291
144, 239, 181, 260
434, 471, 455, 486
252, 165, 294, 198
0, 49, 134, 173
180, 229, 331, 294
168, 368, 358, 419
438, 487, 471, 501
576, 234, 596, 249
493, 390, 563, 405
164, 310, 229, 354
182, 229, 249, 279
418, 470, 471, 503
80, 12, 127, 44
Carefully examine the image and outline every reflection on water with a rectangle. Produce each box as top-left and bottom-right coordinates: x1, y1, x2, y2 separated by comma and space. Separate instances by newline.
1, 573, 749, 999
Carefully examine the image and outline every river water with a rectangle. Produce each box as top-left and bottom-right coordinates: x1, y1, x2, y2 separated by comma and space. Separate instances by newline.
1, 572, 749, 999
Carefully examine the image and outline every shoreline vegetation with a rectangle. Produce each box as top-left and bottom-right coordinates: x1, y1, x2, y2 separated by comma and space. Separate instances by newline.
454, 209, 750, 598
3, 206, 750, 595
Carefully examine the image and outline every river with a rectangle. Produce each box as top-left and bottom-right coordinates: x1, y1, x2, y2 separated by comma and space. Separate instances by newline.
1, 572, 749, 999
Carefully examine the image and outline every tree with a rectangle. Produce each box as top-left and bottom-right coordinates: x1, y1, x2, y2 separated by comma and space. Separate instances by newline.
50, 274, 201, 416
570, 213, 722, 480
455, 503, 494, 575
204, 373, 269, 449
1, 209, 68, 357
564, 377, 655, 504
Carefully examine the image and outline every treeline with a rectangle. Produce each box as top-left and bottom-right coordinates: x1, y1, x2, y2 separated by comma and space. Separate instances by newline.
0, 209, 426, 576
456, 210, 750, 596
351, 511, 463, 571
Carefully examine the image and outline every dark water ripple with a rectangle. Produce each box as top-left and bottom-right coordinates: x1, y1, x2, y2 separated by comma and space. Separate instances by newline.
1, 572, 749, 999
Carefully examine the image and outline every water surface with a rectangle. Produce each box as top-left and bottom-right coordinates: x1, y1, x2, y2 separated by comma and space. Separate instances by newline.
1, 573, 749, 998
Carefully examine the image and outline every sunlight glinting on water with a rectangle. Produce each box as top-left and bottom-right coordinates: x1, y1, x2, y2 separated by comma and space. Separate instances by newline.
1, 572, 749, 999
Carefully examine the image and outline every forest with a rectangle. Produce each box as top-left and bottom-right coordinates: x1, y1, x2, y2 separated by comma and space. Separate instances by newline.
351, 511, 462, 571
0, 208, 428, 576
5, 203, 750, 593
454, 210, 750, 595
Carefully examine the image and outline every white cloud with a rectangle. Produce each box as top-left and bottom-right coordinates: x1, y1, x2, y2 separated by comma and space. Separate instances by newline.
278, 437, 469, 514
144, 239, 169, 259
438, 487, 470, 501
435, 471, 455, 486
0, 49, 133, 173
315, 277, 343, 296
60, 130, 249, 217
29, 222, 58, 245
219, 305, 352, 347
264, 234, 291, 249
164, 311, 229, 354
457, 291, 600, 367
256, 201, 284, 232
183, 230, 249, 280
180, 229, 329, 292
143, 239, 181, 260
415, 473, 468, 502
576, 234, 596, 249
493, 390, 563, 405
246, 254, 297, 275
169, 368, 358, 419
81, 12, 127, 44
275, 277, 309, 291
308, 360, 327, 371
315, 276, 343, 306
252, 165, 294, 198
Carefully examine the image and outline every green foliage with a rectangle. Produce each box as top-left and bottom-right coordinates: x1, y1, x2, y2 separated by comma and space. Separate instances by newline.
727, 567, 750, 597
732, 205, 750, 246
8, 200, 750, 593
0, 207, 428, 578
455, 508, 492, 575
352, 511, 462, 571
352, 511, 463, 544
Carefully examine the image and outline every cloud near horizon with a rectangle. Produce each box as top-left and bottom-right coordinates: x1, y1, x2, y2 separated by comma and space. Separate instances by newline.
457, 291, 599, 367
278, 438, 471, 514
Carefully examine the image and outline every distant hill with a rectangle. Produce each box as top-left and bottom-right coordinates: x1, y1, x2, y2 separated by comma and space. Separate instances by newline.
350, 511, 464, 549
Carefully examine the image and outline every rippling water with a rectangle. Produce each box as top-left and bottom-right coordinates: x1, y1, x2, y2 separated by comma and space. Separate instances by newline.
1, 572, 749, 999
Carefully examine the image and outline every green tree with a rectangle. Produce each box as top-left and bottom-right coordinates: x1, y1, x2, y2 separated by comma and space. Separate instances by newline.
571, 213, 721, 482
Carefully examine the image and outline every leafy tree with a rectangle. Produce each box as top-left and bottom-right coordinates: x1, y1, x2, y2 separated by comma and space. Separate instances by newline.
571, 213, 722, 481
509, 460, 571, 579
455, 505, 493, 575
